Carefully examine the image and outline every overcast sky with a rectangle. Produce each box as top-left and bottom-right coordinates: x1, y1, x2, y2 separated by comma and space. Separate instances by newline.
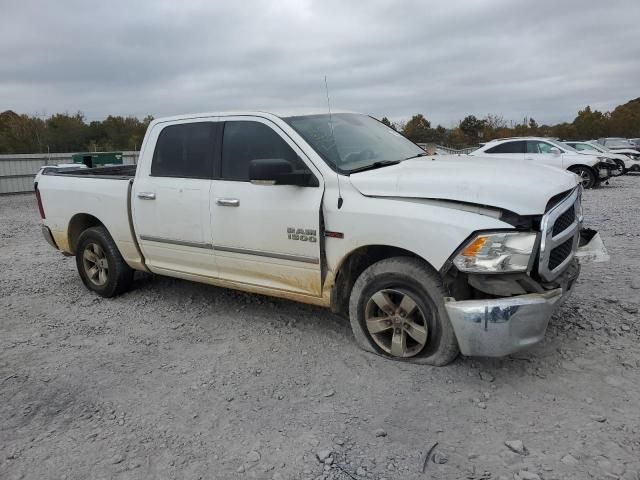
1, 0, 639, 126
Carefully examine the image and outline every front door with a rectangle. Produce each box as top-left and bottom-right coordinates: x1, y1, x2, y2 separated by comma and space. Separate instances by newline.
132, 120, 220, 277
211, 118, 324, 296
525, 140, 562, 168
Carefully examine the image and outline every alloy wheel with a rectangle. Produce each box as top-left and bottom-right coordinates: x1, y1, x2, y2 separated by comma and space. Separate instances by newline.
578, 170, 590, 187
82, 242, 109, 286
364, 288, 429, 358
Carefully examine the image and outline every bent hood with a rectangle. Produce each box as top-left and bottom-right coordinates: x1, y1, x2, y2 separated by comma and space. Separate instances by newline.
349, 155, 578, 216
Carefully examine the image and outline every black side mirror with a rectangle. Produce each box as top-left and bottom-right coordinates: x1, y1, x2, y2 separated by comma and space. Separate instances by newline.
249, 158, 318, 187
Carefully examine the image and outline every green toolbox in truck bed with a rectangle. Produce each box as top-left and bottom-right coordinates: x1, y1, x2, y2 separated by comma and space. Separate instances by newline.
72, 152, 123, 168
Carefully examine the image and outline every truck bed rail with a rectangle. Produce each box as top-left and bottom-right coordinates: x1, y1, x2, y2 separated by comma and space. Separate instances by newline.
45, 164, 137, 179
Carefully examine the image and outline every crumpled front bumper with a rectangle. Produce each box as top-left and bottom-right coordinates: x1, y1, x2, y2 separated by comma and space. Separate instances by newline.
445, 276, 575, 357
444, 230, 607, 357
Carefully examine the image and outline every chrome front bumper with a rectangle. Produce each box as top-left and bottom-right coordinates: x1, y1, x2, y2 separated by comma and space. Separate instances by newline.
445, 229, 608, 357
445, 284, 572, 357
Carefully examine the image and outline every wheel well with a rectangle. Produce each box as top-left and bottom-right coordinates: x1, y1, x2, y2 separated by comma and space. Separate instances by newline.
568, 164, 595, 174
330, 245, 430, 317
68, 214, 104, 254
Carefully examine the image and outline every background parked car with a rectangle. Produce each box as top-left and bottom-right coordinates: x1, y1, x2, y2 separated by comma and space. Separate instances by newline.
591, 139, 640, 161
564, 141, 638, 173
597, 137, 640, 156
627, 138, 640, 150
470, 137, 615, 188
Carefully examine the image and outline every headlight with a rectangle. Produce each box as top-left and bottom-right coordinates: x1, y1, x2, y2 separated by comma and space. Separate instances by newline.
453, 231, 538, 273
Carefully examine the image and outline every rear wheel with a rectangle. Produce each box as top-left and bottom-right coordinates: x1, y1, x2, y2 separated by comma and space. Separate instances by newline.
569, 166, 596, 189
348, 257, 459, 366
75, 226, 133, 297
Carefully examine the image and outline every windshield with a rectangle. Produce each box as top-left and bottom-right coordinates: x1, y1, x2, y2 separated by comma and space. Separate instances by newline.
547, 138, 577, 152
283, 113, 425, 173
567, 142, 601, 152
606, 139, 635, 148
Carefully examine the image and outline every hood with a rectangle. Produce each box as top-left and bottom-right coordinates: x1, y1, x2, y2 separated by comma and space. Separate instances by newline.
607, 148, 640, 156
576, 151, 622, 161
349, 155, 578, 216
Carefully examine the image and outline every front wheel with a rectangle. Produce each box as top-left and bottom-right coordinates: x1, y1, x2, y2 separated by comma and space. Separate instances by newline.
348, 257, 459, 366
75, 226, 133, 297
569, 166, 596, 189
613, 159, 626, 175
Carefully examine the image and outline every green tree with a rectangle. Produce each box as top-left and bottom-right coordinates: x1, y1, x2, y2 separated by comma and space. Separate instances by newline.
402, 114, 434, 143
572, 106, 609, 139
45, 112, 89, 152
608, 98, 640, 137
550, 122, 577, 140
443, 128, 470, 149
459, 115, 485, 142
0, 111, 47, 153
380, 116, 393, 129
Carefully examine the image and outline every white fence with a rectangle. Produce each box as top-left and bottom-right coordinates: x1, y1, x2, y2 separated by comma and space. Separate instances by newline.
0, 151, 138, 194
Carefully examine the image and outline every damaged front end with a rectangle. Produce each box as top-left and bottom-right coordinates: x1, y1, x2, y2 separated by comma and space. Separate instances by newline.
442, 187, 608, 357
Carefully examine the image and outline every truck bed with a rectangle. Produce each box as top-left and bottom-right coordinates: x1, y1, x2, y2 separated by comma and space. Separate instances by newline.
37, 169, 141, 267
44, 164, 137, 179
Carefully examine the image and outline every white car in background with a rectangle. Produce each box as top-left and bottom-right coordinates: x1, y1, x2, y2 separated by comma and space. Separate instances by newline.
470, 137, 615, 188
564, 141, 640, 173
596, 138, 640, 159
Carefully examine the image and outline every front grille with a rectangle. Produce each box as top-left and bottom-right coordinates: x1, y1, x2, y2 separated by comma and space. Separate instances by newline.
545, 189, 572, 212
552, 206, 575, 237
549, 237, 574, 270
537, 187, 582, 281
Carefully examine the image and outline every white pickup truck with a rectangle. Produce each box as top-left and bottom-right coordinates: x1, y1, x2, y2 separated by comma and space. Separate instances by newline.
36, 110, 605, 365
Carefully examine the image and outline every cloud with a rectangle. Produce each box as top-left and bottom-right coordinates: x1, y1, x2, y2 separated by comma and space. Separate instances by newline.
1, 0, 639, 125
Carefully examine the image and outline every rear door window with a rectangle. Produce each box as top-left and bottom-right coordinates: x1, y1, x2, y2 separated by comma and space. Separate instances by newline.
151, 122, 219, 178
485, 141, 525, 154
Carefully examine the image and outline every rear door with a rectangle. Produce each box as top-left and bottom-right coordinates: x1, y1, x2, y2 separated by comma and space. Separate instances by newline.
210, 117, 324, 296
483, 140, 526, 160
132, 120, 221, 277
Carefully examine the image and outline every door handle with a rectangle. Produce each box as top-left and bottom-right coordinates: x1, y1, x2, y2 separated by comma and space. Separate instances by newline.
137, 192, 156, 200
216, 198, 240, 207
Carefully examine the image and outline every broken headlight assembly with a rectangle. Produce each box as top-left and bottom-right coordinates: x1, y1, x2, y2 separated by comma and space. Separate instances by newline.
453, 231, 538, 274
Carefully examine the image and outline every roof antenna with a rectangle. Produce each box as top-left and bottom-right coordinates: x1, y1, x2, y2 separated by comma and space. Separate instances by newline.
325, 75, 343, 209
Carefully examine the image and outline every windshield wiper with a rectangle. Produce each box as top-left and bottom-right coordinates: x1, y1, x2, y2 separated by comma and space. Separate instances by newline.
348, 160, 401, 173
403, 152, 428, 160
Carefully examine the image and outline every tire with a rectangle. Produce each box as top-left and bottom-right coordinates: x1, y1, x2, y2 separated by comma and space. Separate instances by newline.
348, 257, 459, 366
613, 159, 626, 175
569, 166, 596, 189
75, 226, 133, 297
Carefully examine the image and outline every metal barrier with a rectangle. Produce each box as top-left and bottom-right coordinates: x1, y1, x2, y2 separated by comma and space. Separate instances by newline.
0, 151, 138, 194
416, 143, 477, 155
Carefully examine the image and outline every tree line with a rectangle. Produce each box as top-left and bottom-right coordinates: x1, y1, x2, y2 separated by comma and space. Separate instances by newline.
384, 97, 640, 148
1, 97, 638, 154
0, 111, 153, 154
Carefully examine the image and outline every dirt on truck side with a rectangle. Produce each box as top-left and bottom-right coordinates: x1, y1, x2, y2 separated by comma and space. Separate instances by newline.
1, 176, 640, 480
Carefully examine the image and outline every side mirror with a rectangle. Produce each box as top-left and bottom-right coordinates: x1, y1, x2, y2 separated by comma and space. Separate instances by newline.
549, 147, 561, 155
249, 158, 318, 187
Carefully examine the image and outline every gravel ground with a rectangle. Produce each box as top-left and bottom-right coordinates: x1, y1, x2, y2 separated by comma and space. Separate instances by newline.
1, 177, 640, 480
